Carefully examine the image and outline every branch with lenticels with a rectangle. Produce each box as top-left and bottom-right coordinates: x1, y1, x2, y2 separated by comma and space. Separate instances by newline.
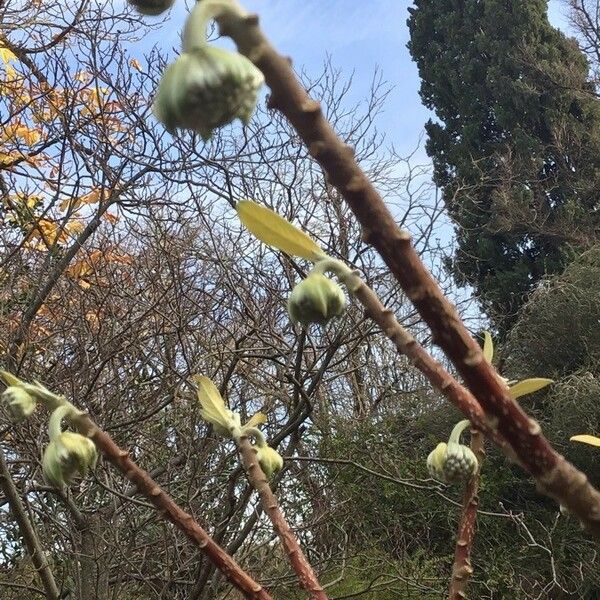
212, 3, 600, 538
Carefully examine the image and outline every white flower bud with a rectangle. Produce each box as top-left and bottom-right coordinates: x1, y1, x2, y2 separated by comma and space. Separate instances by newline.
287, 273, 346, 327
2, 386, 37, 421
426, 442, 447, 482
153, 46, 264, 140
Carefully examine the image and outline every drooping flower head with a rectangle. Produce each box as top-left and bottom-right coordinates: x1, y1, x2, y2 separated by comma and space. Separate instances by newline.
152, 0, 263, 139
1, 386, 37, 421
42, 406, 97, 488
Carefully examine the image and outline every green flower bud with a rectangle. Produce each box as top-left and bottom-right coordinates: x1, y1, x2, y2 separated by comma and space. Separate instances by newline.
287, 273, 346, 326
127, 0, 174, 16
426, 442, 447, 482
426, 420, 478, 484
442, 442, 478, 483
42, 431, 97, 488
153, 45, 264, 140
256, 445, 284, 479
42, 406, 97, 488
2, 386, 36, 421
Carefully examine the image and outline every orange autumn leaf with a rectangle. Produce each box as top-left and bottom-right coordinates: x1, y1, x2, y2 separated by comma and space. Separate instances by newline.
103, 211, 119, 224
130, 58, 143, 72
60, 188, 108, 211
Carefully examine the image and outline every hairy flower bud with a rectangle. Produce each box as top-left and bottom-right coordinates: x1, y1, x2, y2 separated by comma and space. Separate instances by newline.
153, 46, 264, 140
42, 431, 97, 488
442, 442, 478, 483
426, 420, 478, 484
2, 386, 36, 421
127, 0, 174, 16
287, 273, 346, 326
257, 445, 284, 479
426, 442, 447, 482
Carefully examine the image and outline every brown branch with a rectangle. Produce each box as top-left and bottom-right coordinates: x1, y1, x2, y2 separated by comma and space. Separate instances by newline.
69, 415, 272, 600
448, 429, 484, 600
237, 435, 328, 600
0, 448, 60, 600
335, 265, 507, 452
219, 11, 600, 537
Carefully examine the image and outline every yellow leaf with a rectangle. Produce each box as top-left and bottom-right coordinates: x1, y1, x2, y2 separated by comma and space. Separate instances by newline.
0, 44, 17, 65
570, 434, 600, 448
244, 412, 267, 428
60, 188, 106, 211
2, 122, 41, 145
482, 331, 493, 363
130, 58, 143, 72
237, 200, 324, 261
192, 375, 234, 435
509, 378, 553, 399
66, 220, 85, 235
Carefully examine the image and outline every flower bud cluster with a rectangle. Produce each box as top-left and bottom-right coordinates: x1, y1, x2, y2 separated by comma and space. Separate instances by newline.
1, 386, 37, 421
426, 421, 478, 484
152, 0, 264, 140
42, 406, 97, 488
128, 0, 174, 16
287, 273, 346, 327
153, 46, 264, 140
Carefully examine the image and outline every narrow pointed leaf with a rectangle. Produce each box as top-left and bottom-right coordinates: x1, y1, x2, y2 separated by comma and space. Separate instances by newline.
509, 378, 553, 399
245, 411, 267, 428
192, 375, 226, 411
0, 371, 22, 387
237, 200, 324, 261
482, 331, 494, 362
570, 434, 600, 447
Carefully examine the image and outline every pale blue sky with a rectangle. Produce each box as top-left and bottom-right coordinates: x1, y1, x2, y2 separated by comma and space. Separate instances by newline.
139, 0, 574, 159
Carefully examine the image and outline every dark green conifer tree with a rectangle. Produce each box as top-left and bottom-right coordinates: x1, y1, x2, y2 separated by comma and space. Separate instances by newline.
408, 0, 600, 329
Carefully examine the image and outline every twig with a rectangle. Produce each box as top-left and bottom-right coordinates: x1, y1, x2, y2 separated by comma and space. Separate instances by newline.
74, 416, 273, 600
0, 448, 60, 600
448, 429, 484, 600
237, 435, 328, 599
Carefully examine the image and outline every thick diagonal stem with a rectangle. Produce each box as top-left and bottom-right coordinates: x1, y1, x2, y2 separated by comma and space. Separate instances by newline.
448, 430, 484, 600
72, 417, 272, 600
237, 435, 327, 599
217, 10, 600, 537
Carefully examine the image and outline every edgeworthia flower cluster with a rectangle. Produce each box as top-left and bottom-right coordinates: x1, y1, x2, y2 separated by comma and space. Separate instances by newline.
152, 0, 264, 139
427, 333, 553, 485
42, 406, 97, 488
1, 371, 98, 488
427, 420, 478, 484
127, 0, 174, 16
193, 375, 283, 478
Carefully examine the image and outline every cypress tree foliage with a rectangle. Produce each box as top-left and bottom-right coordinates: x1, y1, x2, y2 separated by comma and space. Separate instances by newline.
408, 0, 600, 329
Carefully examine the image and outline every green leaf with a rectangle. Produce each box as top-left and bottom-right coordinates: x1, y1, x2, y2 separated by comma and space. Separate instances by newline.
482, 331, 494, 362
570, 434, 600, 448
237, 200, 324, 261
509, 378, 553, 399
